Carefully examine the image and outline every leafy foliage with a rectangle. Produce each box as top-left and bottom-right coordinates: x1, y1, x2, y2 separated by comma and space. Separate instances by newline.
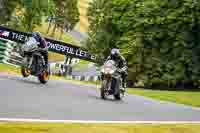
50, 0, 79, 37
1, 0, 79, 33
87, 0, 200, 88
0, 0, 21, 24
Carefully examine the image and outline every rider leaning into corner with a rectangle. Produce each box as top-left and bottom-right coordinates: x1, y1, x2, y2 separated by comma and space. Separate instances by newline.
105, 48, 128, 92
31, 31, 49, 69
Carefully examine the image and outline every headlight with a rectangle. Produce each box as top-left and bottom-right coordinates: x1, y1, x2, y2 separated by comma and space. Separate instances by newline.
108, 70, 114, 74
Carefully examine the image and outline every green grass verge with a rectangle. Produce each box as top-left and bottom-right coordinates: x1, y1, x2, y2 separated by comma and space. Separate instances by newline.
0, 123, 199, 133
128, 88, 200, 107
0, 64, 20, 75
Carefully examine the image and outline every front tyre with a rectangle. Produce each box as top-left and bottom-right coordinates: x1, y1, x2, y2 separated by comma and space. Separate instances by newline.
21, 66, 30, 77
21, 57, 30, 77
114, 92, 121, 100
100, 80, 109, 100
100, 80, 106, 99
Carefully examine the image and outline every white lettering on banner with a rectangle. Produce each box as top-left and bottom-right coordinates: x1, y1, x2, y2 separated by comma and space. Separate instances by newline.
67, 47, 75, 54
76, 49, 88, 57
60, 45, 66, 52
56, 44, 61, 51
80, 50, 84, 56
48, 42, 56, 49
84, 51, 88, 57
81, 50, 87, 57
11, 32, 28, 42
19, 34, 23, 41
11, 32, 17, 39
25, 36, 29, 42
47, 41, 95, 59
65, 47, 69, 53
76, 49, 80, 56
48, 42, 76, 55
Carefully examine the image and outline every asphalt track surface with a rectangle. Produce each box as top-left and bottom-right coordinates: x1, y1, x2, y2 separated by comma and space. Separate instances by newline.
0, 73, 200, 122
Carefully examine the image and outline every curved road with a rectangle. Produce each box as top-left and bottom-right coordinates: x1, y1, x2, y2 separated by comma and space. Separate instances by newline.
0, 73, 200, 121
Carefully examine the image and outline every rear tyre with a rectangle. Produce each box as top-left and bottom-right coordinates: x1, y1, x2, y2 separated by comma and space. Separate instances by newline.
38, 71, 49, 84
21, 57, 30, 77
113, 79, 121, 100
38, 69, 49, 84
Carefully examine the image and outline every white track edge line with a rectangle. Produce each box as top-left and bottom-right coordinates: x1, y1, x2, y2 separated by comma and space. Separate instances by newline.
0, 118, 200, 124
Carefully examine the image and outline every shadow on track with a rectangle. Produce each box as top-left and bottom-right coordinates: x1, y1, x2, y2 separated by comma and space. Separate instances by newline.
88, 94, 127, 104
14, 77, 40, 85
4, 75, 44, 85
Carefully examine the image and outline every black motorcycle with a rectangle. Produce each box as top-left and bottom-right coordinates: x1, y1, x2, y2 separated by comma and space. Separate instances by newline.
20, 37, 50, 84
100, 60, 125, 100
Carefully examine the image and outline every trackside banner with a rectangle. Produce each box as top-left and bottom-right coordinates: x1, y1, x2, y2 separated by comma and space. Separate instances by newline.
0, 26, 96, 61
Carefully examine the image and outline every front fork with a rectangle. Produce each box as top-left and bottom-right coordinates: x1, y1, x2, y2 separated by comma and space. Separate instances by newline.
101, 79, 111, 95
28, 56, 33, 69
106, 80, 112, 95
41, 56, 46, 67
28, 55, 45, 68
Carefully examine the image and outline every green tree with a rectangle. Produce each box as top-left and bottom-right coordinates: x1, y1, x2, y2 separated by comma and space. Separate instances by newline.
87, 0, 200, 88
46, 0, 56, 34
51, 0, 79, 38
20, 0, 53, 32
0, 0, 21, 25
86, 0, 117, 62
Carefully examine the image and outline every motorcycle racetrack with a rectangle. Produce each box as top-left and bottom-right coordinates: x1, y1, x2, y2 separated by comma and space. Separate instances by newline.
0, 73, 200, 122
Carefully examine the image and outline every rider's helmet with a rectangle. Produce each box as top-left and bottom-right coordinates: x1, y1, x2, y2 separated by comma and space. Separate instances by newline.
32, 31, 42, 42
110, 48, 120, 60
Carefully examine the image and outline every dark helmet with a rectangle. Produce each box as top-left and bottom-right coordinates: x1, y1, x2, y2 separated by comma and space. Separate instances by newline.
32, 31, 42, 42
110, 48, 120, 59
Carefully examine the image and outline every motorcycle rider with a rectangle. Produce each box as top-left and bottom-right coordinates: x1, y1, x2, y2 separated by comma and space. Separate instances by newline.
31, 31, 48, 69
105, 48, 128, 92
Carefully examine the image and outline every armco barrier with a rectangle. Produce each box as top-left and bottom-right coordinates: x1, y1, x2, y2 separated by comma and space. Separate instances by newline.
0, 38, 22, 67
70, 75, 99, 82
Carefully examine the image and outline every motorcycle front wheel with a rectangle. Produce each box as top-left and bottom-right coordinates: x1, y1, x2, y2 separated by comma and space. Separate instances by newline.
114, 93, 121, 100
21, 66, 30, 77
21, 57, 30, 77
100, 80, 106, 99
100, 80, 110, 99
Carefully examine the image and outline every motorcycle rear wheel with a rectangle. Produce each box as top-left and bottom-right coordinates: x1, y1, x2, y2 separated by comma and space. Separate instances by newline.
38, 70, 49, 84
